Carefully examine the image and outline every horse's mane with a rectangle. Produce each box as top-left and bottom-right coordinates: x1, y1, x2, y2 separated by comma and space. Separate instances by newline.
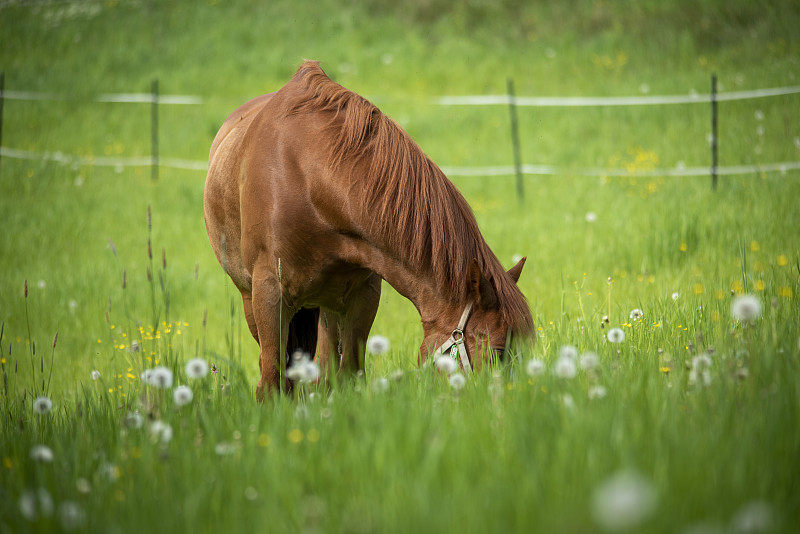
282, 61, 533, 335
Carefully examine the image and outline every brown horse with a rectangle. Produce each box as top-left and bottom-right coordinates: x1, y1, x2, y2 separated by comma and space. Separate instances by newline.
204, 61, 534, 399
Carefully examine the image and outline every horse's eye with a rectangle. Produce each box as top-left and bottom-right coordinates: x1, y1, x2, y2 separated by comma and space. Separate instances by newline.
492, 348, 506, 362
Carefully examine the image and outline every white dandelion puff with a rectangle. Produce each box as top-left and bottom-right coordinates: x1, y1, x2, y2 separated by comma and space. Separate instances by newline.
671, 292, 680, 301
149, 420, 173, 444
75, 478, 91, 495
585, 211, 598, 223
185, 358, 209, 379
173, 385, 193, 406
58, 501, 86, 531
30, 445, 54, 463
19, 488, 54, 521
607, 328, 626, 343
214, 442, 238, 456
125, 411, 144, 429
559, 345, 579, 360
562, 393, 575, 410
554, 356, 577, 379
449, 373, 466, 390
33, 396, 53, 415
525, 358, 546, 377
435, 355, 458, 375
366, 335, 390, 355
592, 470, 658, 531
286, 351, 320, 383
371, 377, 390, 393
731, 500, 773, 534
588, 385, 608, 400
629, 308, 644, 321
91, 370, 101, 381
731, 295, 762, 322
147, 366, 173, 388
579, 352, 600, 371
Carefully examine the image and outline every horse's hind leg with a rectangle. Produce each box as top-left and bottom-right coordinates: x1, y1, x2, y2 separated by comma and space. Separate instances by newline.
240, 290, 259, 343
250, 256, 292, 401
339, 273, 381, 373
315, 307, 341, 375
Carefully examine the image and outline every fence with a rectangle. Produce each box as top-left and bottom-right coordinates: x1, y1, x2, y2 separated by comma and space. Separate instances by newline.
1, 73, 799, 194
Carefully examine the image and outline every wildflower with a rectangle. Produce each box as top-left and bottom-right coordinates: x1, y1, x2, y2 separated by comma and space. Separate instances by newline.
125, 411, 144, 429
149, 420, 173, 444
554, 356, 577, 379
186, 357, 209, 379
607, 328, 626, 343
30, 445, 54, 463
75, 478, 91, 494
146, 366, 173, 388
731, 295, 762, 322
562, 394, 575, 410
588, 385, 607, 400
33, 396, 53, 415
671, 292, 680, 300
559, 345, 579, 360
173, 385, 193, 406
525, 358, 546, 377
435, 355, 458, 375
244, 487, 259, 501
371, 377, 389, 393
579, 352, 600, 371
592, 470, 657, 531
214, 442, 238, 456
689, 353, 712, 387
91, 370, 101, 381
629, 308, 643, 321
366, 335, 390, 355
286, 351, 320, 383
19, 488, 54, 521
585, 212, 598, 223
389, 369, 404, 381
731, 500, 773, 533
58, 501, 86, 531
449, 373, 466, 390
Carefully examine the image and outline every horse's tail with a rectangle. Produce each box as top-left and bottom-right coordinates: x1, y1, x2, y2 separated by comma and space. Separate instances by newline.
286, 307, 319, 361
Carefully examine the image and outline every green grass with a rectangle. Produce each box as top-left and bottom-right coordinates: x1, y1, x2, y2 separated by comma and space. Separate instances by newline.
1, 0, 800, 532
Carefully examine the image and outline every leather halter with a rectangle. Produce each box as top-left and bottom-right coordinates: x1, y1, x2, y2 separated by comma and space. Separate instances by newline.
431, 301, 475, 374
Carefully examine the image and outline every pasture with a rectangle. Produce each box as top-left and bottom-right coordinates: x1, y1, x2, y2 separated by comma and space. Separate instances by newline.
1, 0, 799, 532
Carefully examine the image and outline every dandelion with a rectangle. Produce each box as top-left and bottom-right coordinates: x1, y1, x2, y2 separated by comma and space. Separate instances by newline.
371, 377, 389, 393
562, 393, 575, 410
19, 488, 54, 521
731, 500, 773, 534
91, 370, 101, 381
607, 328, 626, 343
585, 212, 598, 223
58, 501, 86, 531
148, 366, 173, 388
286, 351, 320, 383
592, 470, 657, 531
33, 396, 53, 415
366, 335, 390, 355
30, 445, 54, 463
525, 358, 546, 377
671, 292, 680, 301
588, 385, 607, 400
435, 355, 458, 375
125, 411, 144, 429
579, 352, 600, 371
559, 345, 579, 360
731, 295, 762, 322
185, 357, 209, 379
214, 442, 238, 456
554, 356, 577, 379
629, 308, 644, 321
149, 420, 173, 444
173, 385, 193, 406
449, 373, 466, 390
689, 353, 712, 387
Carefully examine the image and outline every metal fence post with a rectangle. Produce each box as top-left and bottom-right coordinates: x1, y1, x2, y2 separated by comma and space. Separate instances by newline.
711, 73, 718, 190
151, 78, 159, 182
507, 78, 524, 203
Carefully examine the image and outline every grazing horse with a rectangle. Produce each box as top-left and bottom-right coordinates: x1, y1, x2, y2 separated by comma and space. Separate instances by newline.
204, 61, 534, 399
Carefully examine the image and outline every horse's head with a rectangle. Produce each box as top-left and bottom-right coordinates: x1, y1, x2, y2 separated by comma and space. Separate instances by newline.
421, 257, 532, 373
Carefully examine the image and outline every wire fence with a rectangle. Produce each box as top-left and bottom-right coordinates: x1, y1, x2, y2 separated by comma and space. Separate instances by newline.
1, 77, 799, 183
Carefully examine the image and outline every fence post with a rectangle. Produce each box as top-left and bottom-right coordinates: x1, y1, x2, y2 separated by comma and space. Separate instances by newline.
151, 78, 159, 182
711, 73, 718, 190
507, 78, 524, 203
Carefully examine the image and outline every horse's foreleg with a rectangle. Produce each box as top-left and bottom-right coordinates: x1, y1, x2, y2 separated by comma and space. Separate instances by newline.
314, 307, 341, 375
339, 273, 381, 373
250, 258, 291, 401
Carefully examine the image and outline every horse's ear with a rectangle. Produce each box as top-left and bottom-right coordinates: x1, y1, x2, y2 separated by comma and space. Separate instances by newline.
468, 259, 498, 309
508, 256, 526, 284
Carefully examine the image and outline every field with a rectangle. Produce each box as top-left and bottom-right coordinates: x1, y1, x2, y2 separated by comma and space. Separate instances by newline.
1, 0, 799, 532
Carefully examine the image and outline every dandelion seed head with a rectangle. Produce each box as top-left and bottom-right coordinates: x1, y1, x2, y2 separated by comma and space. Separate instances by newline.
586, 211, 598, 223
449, 373, 466, 390
185, 357, 209, 379
629, 308, 644, 321
554, 356, 577, 379
525, 358, 546, 377
579, 352, 600, 370
732, 295, 762, 322
366, 335, 390, 355
91, 370, 101, 381
559, 345, 579, 360
371, 377, 390, 393
588, 385, 607, 400
33, 396, 53, 415
145, 366, 173, 388
731, 500, 773, 534
58, 501, 86, 531
435, 355, 458, 374
592, 470, 658, 531
30, 445, 54, 463
672, 292, 680, 301
126, 411, 144, 429
286, 352, 320, 383
562, 393, 575, 410
19, 488, 54, 521
607, 328, 626, 343
149, 420, 173, 444
173, 385, 193, 407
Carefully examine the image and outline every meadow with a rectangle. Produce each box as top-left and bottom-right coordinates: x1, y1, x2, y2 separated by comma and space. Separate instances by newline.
1, 0, 799, 532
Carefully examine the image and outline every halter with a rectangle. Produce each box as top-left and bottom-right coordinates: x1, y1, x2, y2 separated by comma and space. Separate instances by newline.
431, 301, 475, 374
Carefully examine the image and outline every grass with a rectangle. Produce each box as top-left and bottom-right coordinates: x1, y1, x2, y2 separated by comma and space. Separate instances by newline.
1, 0, 800, 532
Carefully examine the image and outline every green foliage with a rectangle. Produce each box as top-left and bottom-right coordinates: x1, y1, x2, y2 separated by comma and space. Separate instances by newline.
1, 0, 799, 532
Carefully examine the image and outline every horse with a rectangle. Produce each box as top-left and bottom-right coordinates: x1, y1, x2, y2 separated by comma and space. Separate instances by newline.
204, 60, 534, 399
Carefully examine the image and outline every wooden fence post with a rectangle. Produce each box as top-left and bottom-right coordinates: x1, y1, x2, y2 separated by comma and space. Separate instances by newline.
507, 78, 524, 203
151, 78, 159, 182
